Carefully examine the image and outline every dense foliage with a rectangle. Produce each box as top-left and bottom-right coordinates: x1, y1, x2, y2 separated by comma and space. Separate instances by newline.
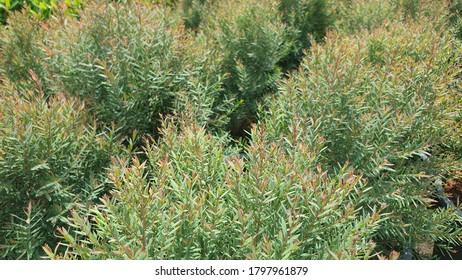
263, 17, 462, 254
1, 0, 462, 260
0, 80, 123, 259
46, 115, 384, 259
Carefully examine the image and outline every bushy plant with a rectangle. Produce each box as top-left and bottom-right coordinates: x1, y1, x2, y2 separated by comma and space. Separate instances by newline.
0, 1, 235, 140
46, 2, 184, 138
41, 1, 230, 139
180, 0, 215, 31
278, 0, 334, 70
46, 110, 385, 260
261, 19, 462, 256
334, 0, 397, 34
449, 0, 462, 41
193, 0, 337, 137
0, 78, 123, 259
0, 11, 47, 91
201, 0, 290, 138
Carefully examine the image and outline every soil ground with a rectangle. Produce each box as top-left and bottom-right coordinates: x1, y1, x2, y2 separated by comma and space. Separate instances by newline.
444, 178, 462, 207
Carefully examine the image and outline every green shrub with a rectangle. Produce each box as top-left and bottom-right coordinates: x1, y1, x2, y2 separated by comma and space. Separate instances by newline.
334, 0, 396, 34
180, 0, 215, 31
49, 3, 183, 137
262, 20, 462, 256
43, 1, 229, 139
0, 79, 122, 259
0, 11, 47, 91
449, 0, 462, 41
278, 0, 334, 71
195, 0, 336, 137
202, 0, 290, 137
46, 110, 385, 260
0, 0, 236, 139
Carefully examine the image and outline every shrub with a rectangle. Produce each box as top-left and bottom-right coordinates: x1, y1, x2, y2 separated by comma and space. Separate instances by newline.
194, 0, 336, 137
201, 0, 290, 138
261, 20, 462, 256
278, 0, 334, 71
449, 0, 462, 41
180, 0, 215, 31
41, 1, 230, 140
334, 0, 397, 34
0, 0, 236, 139
46, 110, 385, 260
0, 10, 48, 91
0, 78, 123, 259
46, 2, 186, 138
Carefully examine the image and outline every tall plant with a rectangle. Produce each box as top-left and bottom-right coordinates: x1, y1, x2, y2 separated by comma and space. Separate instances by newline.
0, 78, 122, 259
262, 19, 462, 256
46, 110, 384, 260
205, 0, 290, 137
